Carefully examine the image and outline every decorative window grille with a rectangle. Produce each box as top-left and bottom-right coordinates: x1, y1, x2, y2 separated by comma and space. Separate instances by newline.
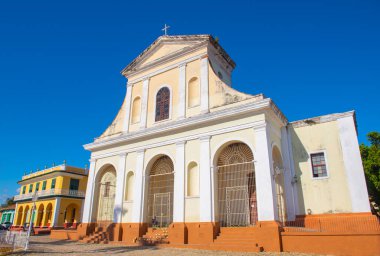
311, 152, 328, 178
217, 143, 257, 227
147, 156, 174, 227
155, 87, 170, 121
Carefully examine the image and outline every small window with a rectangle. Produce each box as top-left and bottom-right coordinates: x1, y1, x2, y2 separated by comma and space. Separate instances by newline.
155, 87, 170, 122
22, 186, 26, 194
42, 181, 47, 190
311, 152, 328, 178
29, 184, 33, 193
69, 179, 79, 191
51, 178, 56, 189
36, 182, 40, 191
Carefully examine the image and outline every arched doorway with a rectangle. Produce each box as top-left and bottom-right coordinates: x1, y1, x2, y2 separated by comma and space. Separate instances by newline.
22, 206, 30, 226
16, 206, 23, 226
64, 203, 79, 228
216, 142, 257, 227
36, 204, 44, 227
272, 146, 287, 223
44, 203, 53, 227
147, 156, 174, 227
95, 166, 116, 226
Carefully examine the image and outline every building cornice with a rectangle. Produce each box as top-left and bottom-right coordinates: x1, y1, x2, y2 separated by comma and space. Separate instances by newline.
290, 111, 355, 129
17, 170, 88, 185
84, 98, 288, 152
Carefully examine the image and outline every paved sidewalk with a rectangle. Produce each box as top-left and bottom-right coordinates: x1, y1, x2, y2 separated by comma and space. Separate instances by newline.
6, 236, 328, 256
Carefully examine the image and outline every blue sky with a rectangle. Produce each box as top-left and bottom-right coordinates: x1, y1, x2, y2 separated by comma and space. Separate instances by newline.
0, 0, 379, 204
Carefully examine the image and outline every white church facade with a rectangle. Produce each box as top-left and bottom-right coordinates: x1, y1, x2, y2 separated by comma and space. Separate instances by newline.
58, 35, 377, 252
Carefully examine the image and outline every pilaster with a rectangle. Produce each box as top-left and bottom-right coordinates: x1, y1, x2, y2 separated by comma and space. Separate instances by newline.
140, 78, 150, 129
254, 123, 278, 221
337, 116, 371, 212
199, 135, 213, 222
132, 150, 145, 222
280, 126, 297, 221
173, 141, 186, 222
52, 197, 61, 227
200, 56, 209, 114
82, 158, 96, 223
177, 64, 186, 119
114, 153, 127, 223
122, 82, 133, 132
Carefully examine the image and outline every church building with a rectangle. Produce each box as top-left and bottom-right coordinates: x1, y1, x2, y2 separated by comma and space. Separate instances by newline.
55, 35, 378, 254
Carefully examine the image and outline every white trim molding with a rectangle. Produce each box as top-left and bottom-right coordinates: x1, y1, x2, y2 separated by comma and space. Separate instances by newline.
337, 115, 371, 213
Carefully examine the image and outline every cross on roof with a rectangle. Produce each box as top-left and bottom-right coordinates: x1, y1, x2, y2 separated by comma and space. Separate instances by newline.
162, 24, 170, 35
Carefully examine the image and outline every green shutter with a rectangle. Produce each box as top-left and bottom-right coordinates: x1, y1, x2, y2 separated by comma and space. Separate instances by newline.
42, 181, 47, 190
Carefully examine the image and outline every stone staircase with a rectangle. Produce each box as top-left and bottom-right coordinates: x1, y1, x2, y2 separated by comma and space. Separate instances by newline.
140, 227, 169, 245
80, 226, 109, 244
211, 227, 263, 252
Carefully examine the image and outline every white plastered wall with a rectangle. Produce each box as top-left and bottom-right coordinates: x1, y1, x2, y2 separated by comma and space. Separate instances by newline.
290, 120, 352, 214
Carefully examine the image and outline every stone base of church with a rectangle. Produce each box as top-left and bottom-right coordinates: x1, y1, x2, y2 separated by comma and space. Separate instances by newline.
120, 223, 148, 244
185, 222, 220, 244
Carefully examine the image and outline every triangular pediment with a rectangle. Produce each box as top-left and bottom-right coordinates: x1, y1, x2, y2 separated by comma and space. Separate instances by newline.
121, 35, 211, 75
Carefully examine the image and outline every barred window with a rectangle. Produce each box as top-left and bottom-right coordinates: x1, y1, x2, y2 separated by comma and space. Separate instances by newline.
155, 87, 170, 122
311, 152, 328, 178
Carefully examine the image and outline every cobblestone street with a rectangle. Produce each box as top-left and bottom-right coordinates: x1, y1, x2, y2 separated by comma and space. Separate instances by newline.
3, 236, 329, 256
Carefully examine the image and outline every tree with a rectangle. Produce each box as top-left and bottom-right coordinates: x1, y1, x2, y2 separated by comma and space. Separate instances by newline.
360, 132, 380, 207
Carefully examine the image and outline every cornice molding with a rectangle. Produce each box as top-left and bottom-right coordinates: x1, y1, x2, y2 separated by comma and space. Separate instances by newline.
84, 98, 287, 153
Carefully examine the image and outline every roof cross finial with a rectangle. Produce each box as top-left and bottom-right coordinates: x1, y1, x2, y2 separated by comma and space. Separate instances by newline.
162, 24, 170, 36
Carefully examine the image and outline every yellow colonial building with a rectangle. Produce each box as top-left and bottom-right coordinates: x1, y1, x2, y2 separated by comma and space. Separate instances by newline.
13, 163, 88, 231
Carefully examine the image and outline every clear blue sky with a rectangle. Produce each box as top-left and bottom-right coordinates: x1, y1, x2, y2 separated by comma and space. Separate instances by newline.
0, 0, 379, 204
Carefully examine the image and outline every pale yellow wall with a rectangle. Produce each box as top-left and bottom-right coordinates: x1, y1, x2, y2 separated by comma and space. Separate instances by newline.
291, 120, 352, 214
144, 144, 176, 171
139, 43, 194, 66
127, 48, 206, 83
129, 81, 143, 132
185, 59, 201, 117
146, 68, 179, 127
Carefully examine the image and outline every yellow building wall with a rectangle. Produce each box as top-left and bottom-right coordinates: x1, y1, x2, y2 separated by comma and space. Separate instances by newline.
290, 120, 352, 215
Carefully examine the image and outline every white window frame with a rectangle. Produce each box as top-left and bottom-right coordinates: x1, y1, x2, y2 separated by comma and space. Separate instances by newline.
308, 150, 329, 180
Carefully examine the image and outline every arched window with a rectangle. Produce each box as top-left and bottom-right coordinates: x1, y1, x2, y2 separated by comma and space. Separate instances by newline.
187, 162, 199, 196
155, 87, 170, 122
131, 97, 141, 123
188, 77, 200, 107
125, 171, 134, 201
